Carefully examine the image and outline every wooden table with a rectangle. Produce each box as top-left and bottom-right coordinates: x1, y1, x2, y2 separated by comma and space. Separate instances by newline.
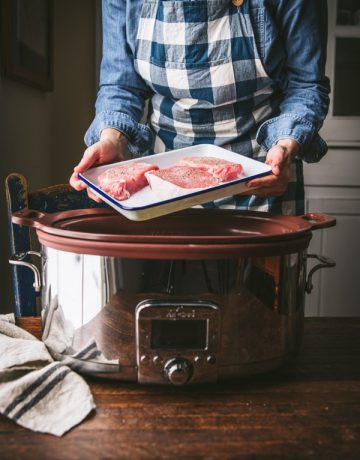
1, 318, 359, 459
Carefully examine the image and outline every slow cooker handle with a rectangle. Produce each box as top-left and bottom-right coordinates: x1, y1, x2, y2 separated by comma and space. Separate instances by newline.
305, 254, 336, 294
301, 213, 336, 231
9, 251, 42, 292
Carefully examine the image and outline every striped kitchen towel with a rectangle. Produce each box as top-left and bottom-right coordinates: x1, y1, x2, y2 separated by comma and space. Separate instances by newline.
0, 313, 95, 436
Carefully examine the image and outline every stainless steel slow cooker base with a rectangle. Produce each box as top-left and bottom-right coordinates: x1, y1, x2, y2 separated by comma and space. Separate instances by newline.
41, 249, 305, 384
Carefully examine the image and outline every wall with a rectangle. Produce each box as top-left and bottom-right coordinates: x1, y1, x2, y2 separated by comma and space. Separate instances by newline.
0, 0, 97, 313
51, 0, 97, 185
304, 147, 360, 317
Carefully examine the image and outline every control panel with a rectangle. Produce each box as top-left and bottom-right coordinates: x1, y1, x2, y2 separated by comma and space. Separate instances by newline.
136, 299, 221, 385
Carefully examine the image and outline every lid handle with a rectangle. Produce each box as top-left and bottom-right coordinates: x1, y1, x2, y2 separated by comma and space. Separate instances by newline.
300, 213, 336, 231
12, 208, 47, 228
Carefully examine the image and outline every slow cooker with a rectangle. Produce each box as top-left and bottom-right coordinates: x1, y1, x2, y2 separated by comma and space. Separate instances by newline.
11, 208, 336, 385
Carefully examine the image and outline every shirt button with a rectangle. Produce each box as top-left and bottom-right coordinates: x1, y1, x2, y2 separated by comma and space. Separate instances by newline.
232, 0, 244, 6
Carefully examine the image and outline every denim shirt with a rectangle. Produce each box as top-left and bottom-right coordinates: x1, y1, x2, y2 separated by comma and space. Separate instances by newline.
85, 0, 330, 163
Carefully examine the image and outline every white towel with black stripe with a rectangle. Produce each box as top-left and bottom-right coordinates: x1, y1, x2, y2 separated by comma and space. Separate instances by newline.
0, 313, 95, 436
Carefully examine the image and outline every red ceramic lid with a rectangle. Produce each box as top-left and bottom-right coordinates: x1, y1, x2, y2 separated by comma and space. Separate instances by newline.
12, 208, 334, 259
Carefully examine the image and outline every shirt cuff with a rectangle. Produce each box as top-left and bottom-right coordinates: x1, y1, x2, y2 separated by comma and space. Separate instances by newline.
84, 111, 154, 157
256, 114, 328, 163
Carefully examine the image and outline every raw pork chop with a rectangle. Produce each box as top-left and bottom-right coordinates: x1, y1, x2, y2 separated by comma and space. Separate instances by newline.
177, 156, 243, 181
145, 166, 219, 199
98, 162, 158, 201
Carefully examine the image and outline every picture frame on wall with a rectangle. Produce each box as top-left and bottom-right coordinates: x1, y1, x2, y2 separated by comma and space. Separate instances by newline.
0, 0, 53, 91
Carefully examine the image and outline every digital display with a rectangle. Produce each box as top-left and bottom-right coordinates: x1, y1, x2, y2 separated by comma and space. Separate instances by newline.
151, 320, 207, 349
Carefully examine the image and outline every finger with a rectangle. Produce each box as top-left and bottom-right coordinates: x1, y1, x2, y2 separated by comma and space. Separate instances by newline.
74, 146, 100, 173
250, 187, 285, 197
246, 173, 277, 189
242, 184, 285, 197
245, 178, 288, 197
266, 145, 286, 176
87, 188, 103, 203
69, 171, 87, 191
270, 162, 281, 177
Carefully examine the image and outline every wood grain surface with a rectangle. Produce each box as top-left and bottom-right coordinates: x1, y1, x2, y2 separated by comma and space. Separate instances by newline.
1, 318, 360, 459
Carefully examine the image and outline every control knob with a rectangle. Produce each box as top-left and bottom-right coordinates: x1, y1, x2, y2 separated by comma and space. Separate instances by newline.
164, 358, 193, 385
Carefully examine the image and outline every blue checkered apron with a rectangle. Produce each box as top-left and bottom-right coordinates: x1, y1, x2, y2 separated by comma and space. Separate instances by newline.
134, 0, 304, 215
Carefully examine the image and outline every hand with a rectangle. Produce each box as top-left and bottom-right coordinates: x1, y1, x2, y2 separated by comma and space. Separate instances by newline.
244, 139, 300, 197
69, 129, 128, 202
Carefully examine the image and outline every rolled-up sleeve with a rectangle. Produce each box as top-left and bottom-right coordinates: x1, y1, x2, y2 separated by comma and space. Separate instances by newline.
85, 0, 154, 156
256, 0, 330, 163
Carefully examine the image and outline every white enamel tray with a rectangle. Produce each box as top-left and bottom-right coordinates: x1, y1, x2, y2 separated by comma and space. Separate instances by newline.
79, 144, 271, 221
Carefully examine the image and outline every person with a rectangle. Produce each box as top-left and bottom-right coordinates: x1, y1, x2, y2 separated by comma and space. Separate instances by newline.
70, 0, 330, 216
